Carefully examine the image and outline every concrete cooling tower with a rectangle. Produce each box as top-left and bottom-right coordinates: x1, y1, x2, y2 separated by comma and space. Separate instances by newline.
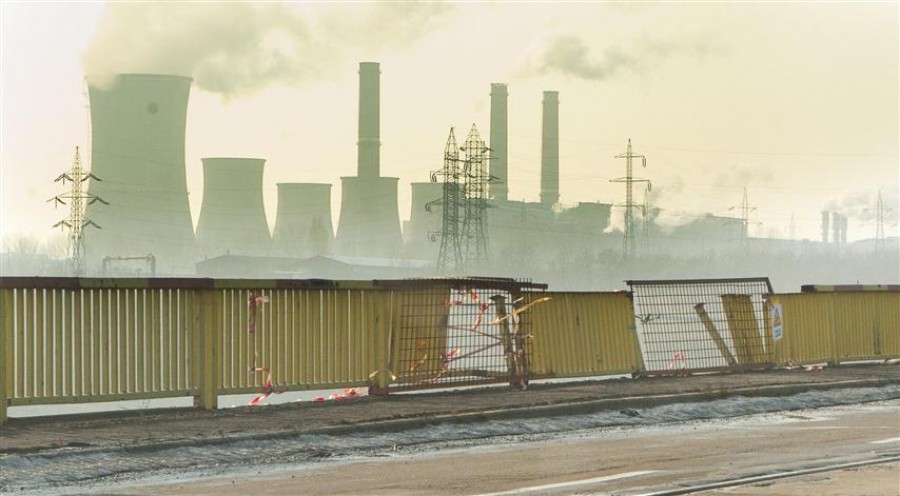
335, 62, 403, 257
195, 157, 271, 259
271, 183, 334, 258
540, 91, 560, 206
405, 182, 443, 258
84, 74, 197, 274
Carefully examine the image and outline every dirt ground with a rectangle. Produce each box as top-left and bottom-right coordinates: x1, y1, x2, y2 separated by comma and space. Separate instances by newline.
2, 364, 898, 456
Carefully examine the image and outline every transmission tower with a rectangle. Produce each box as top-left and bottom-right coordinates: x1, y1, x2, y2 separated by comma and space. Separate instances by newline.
641, 184, 651, 254
429, 128, 464, 272
875, 190, 888, 251
611, 139, 650, 258
727, 188, 756, 245
461, 124, 491, 265
49, 147, 107, 275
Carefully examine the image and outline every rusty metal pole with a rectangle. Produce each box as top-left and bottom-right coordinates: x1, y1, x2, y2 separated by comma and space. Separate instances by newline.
491, 295, 518, 387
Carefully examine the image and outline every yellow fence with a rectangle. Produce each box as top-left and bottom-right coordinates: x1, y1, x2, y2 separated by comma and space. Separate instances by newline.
0, 278, 396, 424
767, 291, 900, 365
3, 278, 897, 425
530, 292, 643, 377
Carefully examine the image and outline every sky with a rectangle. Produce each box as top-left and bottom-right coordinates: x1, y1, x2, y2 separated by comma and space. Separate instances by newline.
1, 1, 898, 254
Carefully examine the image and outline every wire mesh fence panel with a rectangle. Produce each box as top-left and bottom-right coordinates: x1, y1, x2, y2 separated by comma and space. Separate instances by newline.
386, 278, 545, 392
628, 278, 773, 375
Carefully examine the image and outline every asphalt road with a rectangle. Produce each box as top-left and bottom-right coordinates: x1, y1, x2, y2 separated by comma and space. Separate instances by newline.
99, 400, 900, 495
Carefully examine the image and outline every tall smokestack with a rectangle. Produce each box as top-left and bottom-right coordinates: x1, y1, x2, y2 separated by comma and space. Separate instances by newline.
195, 157, 271, 258
84, 74, 197, 274
832, 212, 841, 244
335, 62, 403, 257
489, 83, 509, 201
821, 211, 830, 243
540, 91, 560, 206
358, 61, 380, 179
840, 215, 848, 244
272, 183, 334, 258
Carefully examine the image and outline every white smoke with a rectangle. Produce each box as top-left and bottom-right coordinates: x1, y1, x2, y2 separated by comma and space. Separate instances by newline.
825, 190, 899, 225
531, 34, 717, 81
83, 2, 451, 96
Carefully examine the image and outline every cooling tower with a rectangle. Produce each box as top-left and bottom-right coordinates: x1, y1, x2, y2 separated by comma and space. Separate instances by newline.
540, 91, 560, 206
405, 182, 444, 257
335, 177, 402, 257
195, 158, 271, 259
272, 183, 334, 258
334, 62, 403, 257
489, 83, 509, 201
84, 74, 197, 274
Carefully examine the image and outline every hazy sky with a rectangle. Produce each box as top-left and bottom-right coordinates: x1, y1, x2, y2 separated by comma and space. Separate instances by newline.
1, 1, 897, 253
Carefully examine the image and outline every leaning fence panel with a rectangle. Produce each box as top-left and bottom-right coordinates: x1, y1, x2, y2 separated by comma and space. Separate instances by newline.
628, 278, 773, 375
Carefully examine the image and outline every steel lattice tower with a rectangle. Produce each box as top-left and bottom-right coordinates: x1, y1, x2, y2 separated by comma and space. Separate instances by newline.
611, 139, 650, 258
49, 147, 107, 274
461, 125, 491, 265
430, 128, 464, 271
876, 190, 886, 251
728, 188, 756, 246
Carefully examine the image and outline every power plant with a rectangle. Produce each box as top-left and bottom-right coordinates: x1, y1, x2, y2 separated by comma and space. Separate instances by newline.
62, 62, 890, 291
84, 74, 197, 274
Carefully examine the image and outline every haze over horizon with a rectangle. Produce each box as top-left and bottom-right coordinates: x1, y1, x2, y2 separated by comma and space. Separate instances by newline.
1, 1, 898, 258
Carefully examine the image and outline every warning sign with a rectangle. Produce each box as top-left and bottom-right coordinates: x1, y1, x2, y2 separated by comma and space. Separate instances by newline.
770, 303, 783, 342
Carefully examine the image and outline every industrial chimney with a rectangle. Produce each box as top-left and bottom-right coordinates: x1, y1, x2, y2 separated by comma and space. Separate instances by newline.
195, 157, 271, 259
832, 212, 841, 244
84, 74, 197, 274
358, 62, 380, 179
821, 211, 830, 243
540, 91, 560, 206
272, 183, 334, 258
489, 83, 509, 202
335, 62, 403, 258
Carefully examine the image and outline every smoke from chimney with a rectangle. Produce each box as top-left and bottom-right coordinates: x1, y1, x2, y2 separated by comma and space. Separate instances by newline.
83, 3, 451, 96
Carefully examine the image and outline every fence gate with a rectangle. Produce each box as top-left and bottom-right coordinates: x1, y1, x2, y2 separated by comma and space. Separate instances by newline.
379, 278, 547, 393
628, 277, 774, 375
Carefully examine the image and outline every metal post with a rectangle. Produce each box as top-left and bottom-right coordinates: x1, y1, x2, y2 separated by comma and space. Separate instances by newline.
0, 289, 12, 424
491, 295, 518, 386
193, 290, 219, 410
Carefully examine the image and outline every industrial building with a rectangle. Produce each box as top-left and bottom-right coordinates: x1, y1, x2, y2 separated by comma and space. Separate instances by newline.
72, 63, 890, 290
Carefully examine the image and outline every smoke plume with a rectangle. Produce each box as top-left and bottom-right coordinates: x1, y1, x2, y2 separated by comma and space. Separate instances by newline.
83, 2, 450, 96
535, 34, 715, 81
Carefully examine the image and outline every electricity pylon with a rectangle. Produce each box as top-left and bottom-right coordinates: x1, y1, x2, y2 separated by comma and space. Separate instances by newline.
49, 147, 107, 275
875, 190, 890, 252
460, 124, 491, 266
611, 139, 650, 258
728, 188, 756, 245
429, 128, 464, 272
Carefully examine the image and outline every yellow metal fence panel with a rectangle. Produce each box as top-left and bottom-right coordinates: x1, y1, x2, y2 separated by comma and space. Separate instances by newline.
832, 292, 900, 361
530, 292, 642, 377
768, 294, 834, 364
216, 288, 392, 396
